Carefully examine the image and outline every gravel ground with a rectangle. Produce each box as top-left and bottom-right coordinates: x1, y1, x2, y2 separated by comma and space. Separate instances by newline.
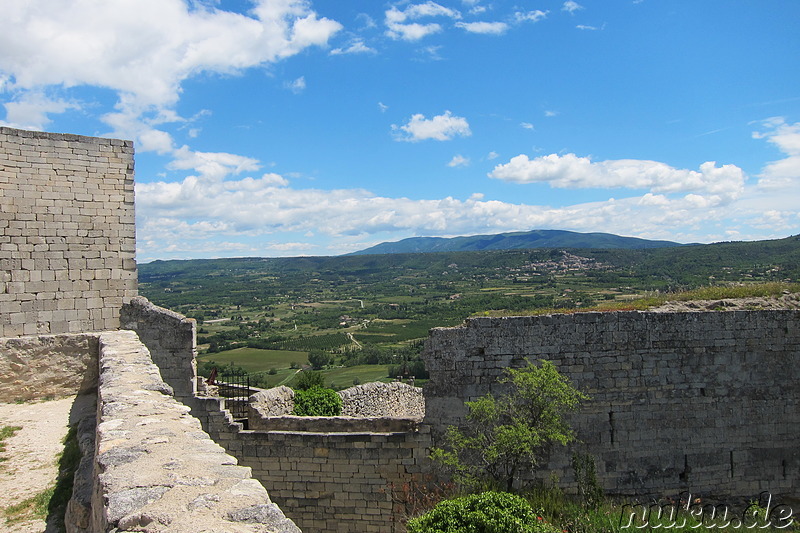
649, 291, 800, 312
0, 397, 77, 533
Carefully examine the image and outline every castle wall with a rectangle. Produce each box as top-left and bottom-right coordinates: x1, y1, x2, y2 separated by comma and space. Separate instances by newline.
0, 127, 137, 337
120, 296, 197, 400
84, 330, 300, 533
422, 310, 800, 499
193, 396, 432, 533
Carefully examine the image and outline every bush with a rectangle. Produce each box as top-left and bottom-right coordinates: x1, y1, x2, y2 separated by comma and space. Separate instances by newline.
406, 491, 560, 533
292, 386, 342, 416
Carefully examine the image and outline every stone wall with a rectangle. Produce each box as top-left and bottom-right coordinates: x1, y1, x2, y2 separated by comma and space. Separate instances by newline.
0, 127, 137, 337
422, 310, 800, 499
194, 395, 433, 533
0, 331, 300, 533
339, 381, 425, 420
120, 296, 197, 400
249, 381, 425, 420
81, 330, 300, 533
0, 333, 98, 402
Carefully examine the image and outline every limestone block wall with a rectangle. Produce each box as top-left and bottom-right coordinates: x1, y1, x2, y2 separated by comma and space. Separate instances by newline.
0, 333, 98, 402
0, 127, 137, 337
422, 310, 800, 499
85, 330, 300, 533
194, 396, 433, 533
120, 296, 197, 400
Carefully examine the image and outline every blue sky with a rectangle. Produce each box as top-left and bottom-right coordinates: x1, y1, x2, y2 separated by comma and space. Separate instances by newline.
2, 0, 799, 262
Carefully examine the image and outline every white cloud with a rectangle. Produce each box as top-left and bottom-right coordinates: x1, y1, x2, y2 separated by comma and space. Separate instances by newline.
0, 0, 341, 139
455, 21, 509, 35
330, 39, 376, 55
577, 24, 602, 31
378, 102, 389, 113
169, 145, 261, 181
489, 153, 746, 205
520, 122, 535, 130
487, 151, 499, 160
544, 110, 559, 117
285, 76, 306, 93
392, 110, 471, 142
562, 1, 584, 14
753, 117, 800, 191
1, 91, 79, 130
448, 155, 470, 167
135, 118, 800, 258
136, 168, 762, 259
385, 2, 461, 41
514, 10, 548, 23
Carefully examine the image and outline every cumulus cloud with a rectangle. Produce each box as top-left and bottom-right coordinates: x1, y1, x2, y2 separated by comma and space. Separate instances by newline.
392, 110, 471, 142
330, 39, 376, 55
385, 2, 461, 41
753, 117, 800, 190
562, 1, 584, 14
285, 76, 306, 94
489, 153, 746, 205
169, 146, 261, 181
135, 118, 800, 259
1, 91, 79, 130
448, 154, 470, 167
514, 10, 548, 23
136, 166, 758, 259
0, 0, 341, 141
456, 21, 509, 35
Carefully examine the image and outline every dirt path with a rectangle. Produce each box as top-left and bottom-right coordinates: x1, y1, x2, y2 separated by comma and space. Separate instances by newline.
0, 398, 75, 533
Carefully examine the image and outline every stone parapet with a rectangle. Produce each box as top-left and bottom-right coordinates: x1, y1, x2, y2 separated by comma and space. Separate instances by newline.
85, 330, 300, 533
120, 296, 197, 400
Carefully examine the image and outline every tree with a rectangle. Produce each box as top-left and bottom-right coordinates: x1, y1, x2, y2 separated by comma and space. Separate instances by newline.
293, 370, 325, 390
308, 350, 332, 370
431, 359, 588, 492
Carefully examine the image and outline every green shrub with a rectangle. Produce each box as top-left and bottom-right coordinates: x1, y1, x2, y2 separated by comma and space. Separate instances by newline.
406, 491, 561, 533
292, 386, 342, 416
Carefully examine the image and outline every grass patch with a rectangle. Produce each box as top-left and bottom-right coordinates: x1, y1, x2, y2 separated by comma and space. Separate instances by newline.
523, 486, 800, 533
1, 425, 81, 532
286, 365, 392, 390
198, 347, 309, 373
2, 486, 53, 524
0, 425, 22, 461
478, 282, 800, 317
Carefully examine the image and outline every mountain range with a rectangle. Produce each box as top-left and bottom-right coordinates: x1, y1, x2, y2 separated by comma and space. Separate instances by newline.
349, 230, 683, 255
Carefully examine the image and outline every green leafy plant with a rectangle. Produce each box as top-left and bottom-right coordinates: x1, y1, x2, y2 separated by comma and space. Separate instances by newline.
572, 452, 604, 509
406, 491, 561, 533
292, 386, 342, 416
431, 359, 588, 491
